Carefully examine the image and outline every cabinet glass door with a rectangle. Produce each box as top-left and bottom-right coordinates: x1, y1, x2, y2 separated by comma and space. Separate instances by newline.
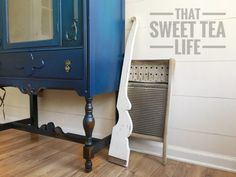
3, 0, 59, 49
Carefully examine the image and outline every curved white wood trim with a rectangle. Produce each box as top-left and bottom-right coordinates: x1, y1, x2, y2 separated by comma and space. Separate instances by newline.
108, 17, 139, 167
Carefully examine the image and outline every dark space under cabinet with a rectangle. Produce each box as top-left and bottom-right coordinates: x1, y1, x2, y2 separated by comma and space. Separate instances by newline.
0, 0, 124, 172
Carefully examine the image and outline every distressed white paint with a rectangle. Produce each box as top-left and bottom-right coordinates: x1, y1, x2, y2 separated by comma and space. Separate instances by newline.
109, 17, 139, 167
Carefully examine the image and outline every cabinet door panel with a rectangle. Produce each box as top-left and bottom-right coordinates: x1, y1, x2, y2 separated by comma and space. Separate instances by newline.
3, 0, 60, 49
8, 0, 54, 43
61, 0, 83, 47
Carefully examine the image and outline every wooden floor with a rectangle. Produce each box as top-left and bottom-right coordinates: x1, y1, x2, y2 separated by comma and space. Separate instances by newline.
0, 129, 235, 177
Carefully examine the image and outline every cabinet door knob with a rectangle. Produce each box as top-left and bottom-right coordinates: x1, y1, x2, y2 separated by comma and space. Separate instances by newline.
65, 59, 72, 73
65, 20, 79, 41
32, 59, 45, 70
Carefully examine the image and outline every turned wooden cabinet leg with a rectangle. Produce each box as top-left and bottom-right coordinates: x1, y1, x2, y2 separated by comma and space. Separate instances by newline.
83, 97, 95, 172
30, 94, 38, 128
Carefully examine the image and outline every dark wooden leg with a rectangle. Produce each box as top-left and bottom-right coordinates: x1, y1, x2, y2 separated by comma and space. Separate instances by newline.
83, 97, 95, 172
30, 94, 38, 128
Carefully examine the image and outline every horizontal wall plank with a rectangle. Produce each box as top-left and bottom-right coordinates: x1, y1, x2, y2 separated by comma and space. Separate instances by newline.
0, 106, 29, 124
4, 88, 29, 108
39, 110, 115, 138
3, 89, 116, 120
173, 61, 236, 98
131, 127, 236, 157
38, 90, 116, 120
167, 128, 236, 157
169, 96, 236, 137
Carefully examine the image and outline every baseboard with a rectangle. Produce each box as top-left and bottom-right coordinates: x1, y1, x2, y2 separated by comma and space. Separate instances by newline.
130, 138, 236, 173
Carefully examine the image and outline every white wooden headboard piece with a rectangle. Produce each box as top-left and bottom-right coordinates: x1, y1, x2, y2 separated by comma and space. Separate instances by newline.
108, 17, 139, 167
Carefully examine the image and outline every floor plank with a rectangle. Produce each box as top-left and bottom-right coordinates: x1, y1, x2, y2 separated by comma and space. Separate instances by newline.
0, 129, 235, 177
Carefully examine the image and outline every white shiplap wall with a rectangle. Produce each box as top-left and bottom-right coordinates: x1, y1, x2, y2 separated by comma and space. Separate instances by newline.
0, 89, 116, 138
127, 0, 236, 172
1, 0, 236, 172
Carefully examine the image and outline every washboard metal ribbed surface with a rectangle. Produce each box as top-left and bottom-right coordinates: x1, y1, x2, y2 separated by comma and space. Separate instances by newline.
128, 82, 168, 137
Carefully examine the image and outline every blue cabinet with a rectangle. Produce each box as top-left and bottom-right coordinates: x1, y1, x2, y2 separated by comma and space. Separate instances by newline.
0, 0, 124, 97
0, 0, 124, 172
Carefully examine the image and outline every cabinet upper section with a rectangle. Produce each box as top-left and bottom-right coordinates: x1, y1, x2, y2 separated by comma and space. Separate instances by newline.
0, 0, 84, 51
0, 0, 125, 97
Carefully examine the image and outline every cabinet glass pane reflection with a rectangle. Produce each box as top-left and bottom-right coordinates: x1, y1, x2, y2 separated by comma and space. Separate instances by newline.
8, 0, 54, 43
